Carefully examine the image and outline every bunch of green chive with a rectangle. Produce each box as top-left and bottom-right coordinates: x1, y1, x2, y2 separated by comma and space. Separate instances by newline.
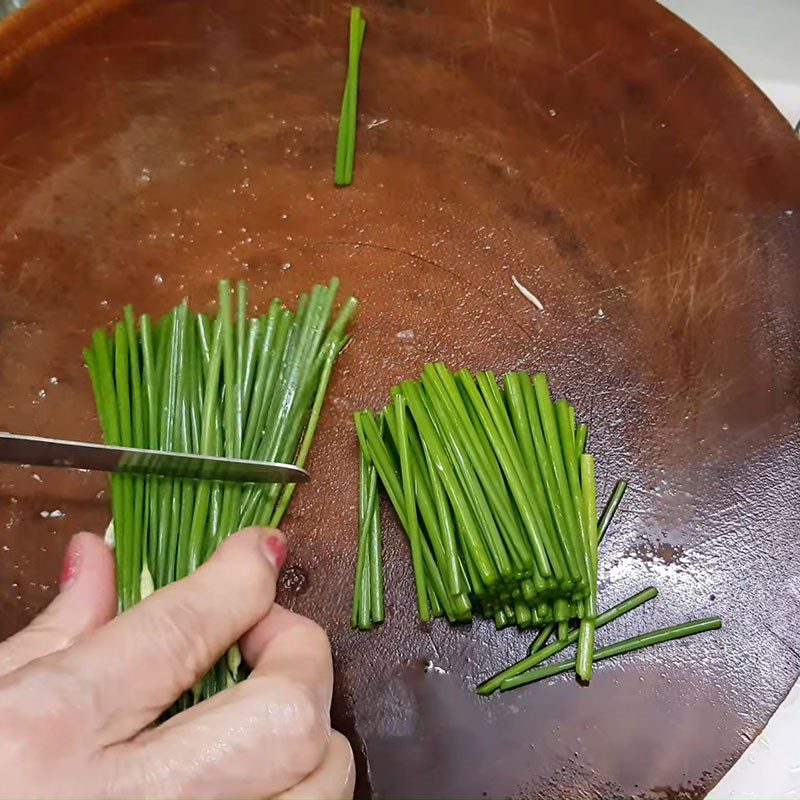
353, 364, 722, 687
85, 278, 357, 711
334, 7, 366, 187
353, 366, 598, 641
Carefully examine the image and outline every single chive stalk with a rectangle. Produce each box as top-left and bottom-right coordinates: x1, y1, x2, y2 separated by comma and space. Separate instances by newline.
394, 392, 430, 622
352, 416, 371, 629
334, 7, 366, 187
477, 587, 658, 695
352, 412, 383, 628
500, 617, 723, 691
598, 479, 628, 542
575, 423, 588, 456
529, 623, 555, 656
576, 454, 598, 681
367, 421, 384, 624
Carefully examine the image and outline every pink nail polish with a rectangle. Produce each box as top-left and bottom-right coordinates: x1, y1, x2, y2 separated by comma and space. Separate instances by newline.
262, 533, 288, 570
60, 536, 81, 588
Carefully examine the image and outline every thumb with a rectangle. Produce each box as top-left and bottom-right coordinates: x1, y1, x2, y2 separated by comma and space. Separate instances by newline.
0, 531, 117, 680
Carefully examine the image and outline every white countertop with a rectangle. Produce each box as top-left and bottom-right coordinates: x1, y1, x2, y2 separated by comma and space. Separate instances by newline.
659, 0, 800, 129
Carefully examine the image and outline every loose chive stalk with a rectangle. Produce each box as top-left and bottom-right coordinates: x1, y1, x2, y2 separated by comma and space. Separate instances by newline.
529, 623, 555, 656
334, 7, 366, 187
575, 423, 588, 455
598, 479, 628, 542
352, 419, 371, 628
500, 617, 722, 691
394, 392, 430, 622
367, 472, 383, 623
477, 587, 658, 695
576, 454, 598, 681
352, 413, 383, 628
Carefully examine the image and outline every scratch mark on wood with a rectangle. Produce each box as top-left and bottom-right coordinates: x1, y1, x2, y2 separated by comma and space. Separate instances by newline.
547, 0, 563, 62
619, 113, 639, 169
684, 124, 718, 172
321, 238, 535, 341
659, 64, 697, 111
565, 48, 605, 78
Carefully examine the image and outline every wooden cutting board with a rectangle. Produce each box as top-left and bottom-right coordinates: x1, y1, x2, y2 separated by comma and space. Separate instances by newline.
1, 1, 798, 796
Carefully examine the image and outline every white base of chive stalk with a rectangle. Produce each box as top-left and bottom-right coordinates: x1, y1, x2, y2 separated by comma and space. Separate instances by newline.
104, 519, 115, 547
140, 563, 155, 600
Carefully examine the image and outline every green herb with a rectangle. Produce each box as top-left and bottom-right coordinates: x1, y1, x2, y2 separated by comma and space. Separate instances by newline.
352, 414, 383, 629
354, 363, 721, 689
575, 423, 588, 455
528, 623, 555, 656
599, 479, 628, 542
86, 278, 356, 710
334, 7, 366, 187
356, 365, 598, 640
575, 454, 598, 681
500, 617, 722, 691
477, 587, 658, 695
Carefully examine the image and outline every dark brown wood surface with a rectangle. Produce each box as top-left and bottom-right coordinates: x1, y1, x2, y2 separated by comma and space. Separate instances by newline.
0, 1, 798, 797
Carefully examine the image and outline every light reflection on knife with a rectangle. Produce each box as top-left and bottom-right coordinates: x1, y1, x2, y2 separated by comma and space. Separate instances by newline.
0, 432, 308, 485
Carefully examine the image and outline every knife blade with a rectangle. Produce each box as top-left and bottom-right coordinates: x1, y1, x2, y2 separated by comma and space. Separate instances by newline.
0, 432, 308, 484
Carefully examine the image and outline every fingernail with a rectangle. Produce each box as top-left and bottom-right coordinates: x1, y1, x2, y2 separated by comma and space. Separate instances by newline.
261, 532, 288, 571
60, 535, 81, 589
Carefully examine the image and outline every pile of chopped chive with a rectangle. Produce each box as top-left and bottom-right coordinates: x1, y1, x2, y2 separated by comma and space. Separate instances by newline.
352, 364, 722, 689
85, 278, 357, 712
334, 7, 366, 187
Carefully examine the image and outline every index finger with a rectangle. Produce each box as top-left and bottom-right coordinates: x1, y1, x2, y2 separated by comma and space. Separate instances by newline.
59, 526, 286, 743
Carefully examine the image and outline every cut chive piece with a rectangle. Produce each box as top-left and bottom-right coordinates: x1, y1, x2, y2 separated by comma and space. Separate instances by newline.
477, 587, 658, 695
598, 479, 628, 542
334, 7, 366, 187
352, 418, 373, 629
395, 391, 430, 622
576, 454, 598, 681
352, 412, 383, 628
529, 623, 555, 656
575, 422, 588, 456
500, 617, 722, 691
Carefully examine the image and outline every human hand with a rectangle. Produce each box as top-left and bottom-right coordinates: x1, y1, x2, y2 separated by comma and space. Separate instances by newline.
0, 527, 354, 799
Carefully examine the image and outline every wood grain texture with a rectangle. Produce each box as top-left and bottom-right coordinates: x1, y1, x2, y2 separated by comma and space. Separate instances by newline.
0, 1, 798, 797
